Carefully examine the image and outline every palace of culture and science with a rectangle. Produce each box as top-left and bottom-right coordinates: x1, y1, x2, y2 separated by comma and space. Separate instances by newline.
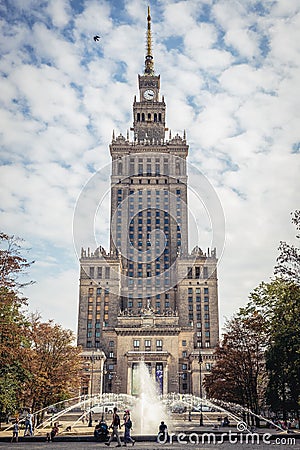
77, 8, 219, 397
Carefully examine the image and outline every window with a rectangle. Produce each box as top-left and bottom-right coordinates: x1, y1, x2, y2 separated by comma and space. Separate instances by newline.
96, 287, 102, 295
109, 351, 114, 358
105, 267, 110, 279
203, 267, 208, 278
195, 266, 200, 278
145, 340, 151, 350
204, 287, 209, 295
187, 267, 193, 279
182, 340, 186, 346
109, 340, 114, 347
182, 351, 187, 357
182, 364, 187, 370
133, 340, 140, 349
89, 267, 94, 278
156, 340, 163, 350
97, 267, 102, 279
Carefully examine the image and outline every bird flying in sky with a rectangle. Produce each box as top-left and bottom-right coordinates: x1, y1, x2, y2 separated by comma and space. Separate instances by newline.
93, 35, 100, 41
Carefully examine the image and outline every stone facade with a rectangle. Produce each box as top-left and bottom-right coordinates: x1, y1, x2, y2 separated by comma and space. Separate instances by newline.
77, 9, 219, 397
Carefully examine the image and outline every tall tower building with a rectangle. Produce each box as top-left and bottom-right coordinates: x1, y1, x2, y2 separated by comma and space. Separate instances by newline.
77, 8, 219, 396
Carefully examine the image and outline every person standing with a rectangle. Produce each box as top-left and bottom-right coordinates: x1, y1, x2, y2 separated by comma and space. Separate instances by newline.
122, 410, 135, 446
11, 419, 19, 443
24, 409, 33, 436
105, 407, 122, 447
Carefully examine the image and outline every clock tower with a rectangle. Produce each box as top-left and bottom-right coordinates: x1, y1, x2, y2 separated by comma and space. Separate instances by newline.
133, 7, 166, 143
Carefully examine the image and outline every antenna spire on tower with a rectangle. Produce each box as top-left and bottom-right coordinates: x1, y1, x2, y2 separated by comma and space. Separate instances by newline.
144, 6, 154, 75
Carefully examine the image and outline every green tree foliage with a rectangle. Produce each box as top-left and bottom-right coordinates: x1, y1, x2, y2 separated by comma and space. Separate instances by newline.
275, 210, 300, 286
0, 232, 34, 291
249, 279, 300, 419
0, 233, 32, 420
204, 310, 268, 416
207, 211, 300, 419
249, 211, 300, 418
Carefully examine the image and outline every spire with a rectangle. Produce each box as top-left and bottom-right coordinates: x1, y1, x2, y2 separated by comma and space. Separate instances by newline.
144, 6, 154, 75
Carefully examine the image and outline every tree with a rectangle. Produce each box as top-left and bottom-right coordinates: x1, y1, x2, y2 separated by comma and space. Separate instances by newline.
0, 233, 33, 420
275, 210, 300, 286
0, 232, 34, 291
204, 309, 268, 422
20, 316, 82, 418
0, 232, 82, 422
249, 279, 300, 419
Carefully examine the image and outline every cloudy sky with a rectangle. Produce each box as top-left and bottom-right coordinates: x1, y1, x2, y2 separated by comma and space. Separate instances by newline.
1, 0, 299, 334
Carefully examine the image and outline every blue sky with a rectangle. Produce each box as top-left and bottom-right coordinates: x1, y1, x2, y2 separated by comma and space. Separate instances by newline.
0, 0, 299, 333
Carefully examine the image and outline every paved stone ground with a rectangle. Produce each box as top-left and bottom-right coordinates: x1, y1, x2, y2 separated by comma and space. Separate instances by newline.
1, 415, 299, 449
0, 442, 300, 450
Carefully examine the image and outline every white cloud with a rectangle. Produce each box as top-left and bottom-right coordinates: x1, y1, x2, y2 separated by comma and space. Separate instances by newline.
1, 0, 299, 337
46, 0, 71, 28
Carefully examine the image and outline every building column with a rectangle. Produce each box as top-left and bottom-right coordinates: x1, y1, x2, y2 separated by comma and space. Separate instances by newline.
163, 363, 168, 394
127, 364, 132, 395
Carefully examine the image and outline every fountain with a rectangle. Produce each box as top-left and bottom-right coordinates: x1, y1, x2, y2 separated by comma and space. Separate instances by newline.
3, 370, 298, 439
131, 361, 169, 435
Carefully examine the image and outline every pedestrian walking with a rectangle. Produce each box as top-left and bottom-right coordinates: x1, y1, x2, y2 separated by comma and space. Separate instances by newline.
122, 410, 135, 446
11, 419, 19, 443
24, 409, 33, 436
105, 406, 122, 447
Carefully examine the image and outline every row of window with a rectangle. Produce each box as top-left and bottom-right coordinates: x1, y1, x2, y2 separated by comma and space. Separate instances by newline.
118, 188, 181, 196
126, 300, 170, 309
188, 287, 209, 295
187, 266, 210, 279
127, 178, 182, 185
88, 267, 110, 279
133, 339, 163, 351
136, 112, 163, 122
88, 287, 109, 295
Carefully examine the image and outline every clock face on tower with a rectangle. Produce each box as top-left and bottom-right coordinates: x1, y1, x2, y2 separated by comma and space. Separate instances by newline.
143, 89, 154, 100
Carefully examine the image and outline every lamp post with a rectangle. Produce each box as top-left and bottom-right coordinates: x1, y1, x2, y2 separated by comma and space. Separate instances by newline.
88, 352, 95, 427
198, 351, 203, 426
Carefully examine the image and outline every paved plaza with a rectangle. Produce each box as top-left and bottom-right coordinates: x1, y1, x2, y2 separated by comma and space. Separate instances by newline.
0, 441, 300, 450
